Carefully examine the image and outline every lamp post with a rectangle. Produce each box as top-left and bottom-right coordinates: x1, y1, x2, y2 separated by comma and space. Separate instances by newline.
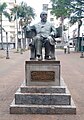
14, 0, 19, 52
19, 18, 24, 54
0, 14, 4, 50
20, 28, 23, 54
6, 31, 9, 59
2, 27, 9, 59
67, 20, 70, 54
80, 33, 84, 58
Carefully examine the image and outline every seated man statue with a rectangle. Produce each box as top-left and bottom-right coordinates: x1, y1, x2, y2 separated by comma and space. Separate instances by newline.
26, 11, 57, 60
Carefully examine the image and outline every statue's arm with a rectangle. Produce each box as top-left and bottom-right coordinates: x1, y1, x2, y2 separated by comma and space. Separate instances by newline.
50, 24, 57, 38
25, 25, 37, 38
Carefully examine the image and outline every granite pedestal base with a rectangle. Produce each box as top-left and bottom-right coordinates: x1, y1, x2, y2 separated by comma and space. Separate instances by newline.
10, 60, 76, 114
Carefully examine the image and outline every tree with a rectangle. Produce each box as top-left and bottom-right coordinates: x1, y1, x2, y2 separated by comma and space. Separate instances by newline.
69, 0, 84, 24
10, 2, 36, 51
50, 0, 72, 42
11, 2, 35, 25
69, 0, 84, 51
50, 0, 84, 51
50, 0, 72, 21
0, 2, 11, 50
50, 0, 84, 24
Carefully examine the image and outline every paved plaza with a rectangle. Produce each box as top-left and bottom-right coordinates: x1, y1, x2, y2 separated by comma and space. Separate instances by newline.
0, 49, 84, 120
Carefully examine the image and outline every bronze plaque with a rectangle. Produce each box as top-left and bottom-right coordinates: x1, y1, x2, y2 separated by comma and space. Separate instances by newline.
31, 71, 55, 82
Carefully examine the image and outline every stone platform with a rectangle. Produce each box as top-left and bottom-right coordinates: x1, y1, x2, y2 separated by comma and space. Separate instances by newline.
10, 60, 76, 114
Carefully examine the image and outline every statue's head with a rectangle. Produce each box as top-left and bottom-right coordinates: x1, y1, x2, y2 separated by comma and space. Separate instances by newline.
40, 11, 48, 22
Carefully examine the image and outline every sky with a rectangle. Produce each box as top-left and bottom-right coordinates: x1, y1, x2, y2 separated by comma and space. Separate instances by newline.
17, 0, 50, 24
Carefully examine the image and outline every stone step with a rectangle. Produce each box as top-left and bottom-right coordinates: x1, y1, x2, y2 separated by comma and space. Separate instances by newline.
20, 85, 66, 93
10, 99, 76, 114
15, 92, 71, 105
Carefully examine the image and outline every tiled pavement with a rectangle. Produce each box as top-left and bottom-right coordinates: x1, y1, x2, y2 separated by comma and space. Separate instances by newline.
0, 49, 84, 120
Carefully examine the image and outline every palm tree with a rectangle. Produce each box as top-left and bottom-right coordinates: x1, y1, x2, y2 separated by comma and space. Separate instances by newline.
0, 2, 11, 50
10, 2, 36, 50
11, 2, 35, 24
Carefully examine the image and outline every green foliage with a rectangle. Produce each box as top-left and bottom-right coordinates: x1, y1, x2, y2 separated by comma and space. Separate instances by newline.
11, 2, 36, 21
70, 0, 84, 13
50, 0, 84, 25
69, 0, 84, 25
0, 2, 7, 13
0, 2, 11, 21
50, 0, 72, 19
69, 17, 78, 25
4, 11, 12, 21
0, 2, 12, 49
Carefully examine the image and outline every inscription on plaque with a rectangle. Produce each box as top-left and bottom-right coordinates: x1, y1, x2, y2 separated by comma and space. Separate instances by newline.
31, 71, 55, 82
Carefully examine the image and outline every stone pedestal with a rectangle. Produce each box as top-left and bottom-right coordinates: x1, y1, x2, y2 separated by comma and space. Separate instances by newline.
25, 61, 60, 86
10, 60, 76, 114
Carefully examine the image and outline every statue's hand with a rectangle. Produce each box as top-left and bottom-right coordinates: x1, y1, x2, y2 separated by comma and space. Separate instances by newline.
50, 32, 55, 37
26, 25, 31, 31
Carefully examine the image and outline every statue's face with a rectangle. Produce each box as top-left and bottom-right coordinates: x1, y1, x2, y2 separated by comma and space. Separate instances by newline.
40, 13, 47, 22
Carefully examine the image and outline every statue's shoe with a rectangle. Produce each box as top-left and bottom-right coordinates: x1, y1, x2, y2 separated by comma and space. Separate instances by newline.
45, 56, 56, 60
36, 55, 42, 61
30, 57, 36, 60
51, 57, 56, 60
45, 56, 51, 60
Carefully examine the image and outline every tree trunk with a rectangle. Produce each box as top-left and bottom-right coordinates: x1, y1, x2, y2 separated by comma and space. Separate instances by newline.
0, 14, 4, 50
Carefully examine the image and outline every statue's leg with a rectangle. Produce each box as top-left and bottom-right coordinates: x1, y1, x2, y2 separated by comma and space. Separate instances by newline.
47, 36, 56, 60
30, 45, 36, 60
45, 40, 51, 59
29, 38, 36, 60
34, 36, 42, 59
50, 45, 56, 59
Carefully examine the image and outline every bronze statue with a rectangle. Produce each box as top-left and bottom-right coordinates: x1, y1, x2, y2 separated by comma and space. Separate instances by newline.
25, 11, 57, 60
